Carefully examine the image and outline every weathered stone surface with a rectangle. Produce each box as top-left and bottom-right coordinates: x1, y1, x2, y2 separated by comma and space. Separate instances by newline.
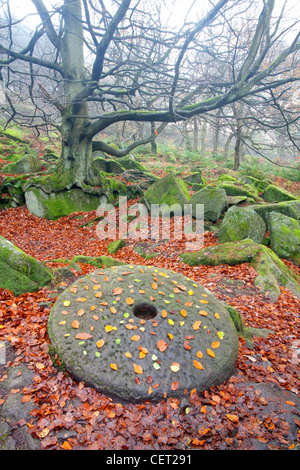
248, 202, 299, 229
48, 264, 239, 402
190, 186, 227, 221
142, 174, 190, 217
25, 187, 106, 219
268, 212, 300, 260
219, 206, 266, 244
0, 235, 53, 295
180, 239, 300, 302
92, 157, 125, 174
262, 184, 297, 203
1, 154, 43, 174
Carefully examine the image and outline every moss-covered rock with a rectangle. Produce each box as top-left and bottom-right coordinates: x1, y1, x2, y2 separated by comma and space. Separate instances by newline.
107, 239, 126, 255
0, 235, 53, 295
268, 212, 300, 260
219, 206, 266, 244
142, 173, 190, 217
98, 172, 128, 202
248, 202, 299, 228
24, 187, 106, 219
92, 157, 126, 174
116, 156, 148, 172
2, 154, 44, 174
262, 184, 297, 203
182, 171, 206, 185
217, 174, 238, 183
217, 182, 260, 201
190, 186, 227, 222
180, 239, 300, 301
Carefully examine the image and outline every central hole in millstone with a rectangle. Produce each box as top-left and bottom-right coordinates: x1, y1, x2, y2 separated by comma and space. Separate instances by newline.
133, 302, 158, 320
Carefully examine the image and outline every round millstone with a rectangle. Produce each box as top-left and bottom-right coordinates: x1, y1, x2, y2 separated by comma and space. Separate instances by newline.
48, 264, 239, 402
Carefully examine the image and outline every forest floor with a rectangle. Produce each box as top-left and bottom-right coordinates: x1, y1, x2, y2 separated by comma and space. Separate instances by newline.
0, 201, 299, 451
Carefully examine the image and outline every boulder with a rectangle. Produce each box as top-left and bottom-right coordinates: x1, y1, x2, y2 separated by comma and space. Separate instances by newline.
116, 156, 148, 172
182, 171, 206, 185
92, 157, 125, 174
217, 182, 260, 201
48, 264, 239, 402
219, 206, 267, 244
248, 202, 299, 229
180, 239, 300, 302
2, 154, 44, 174
262, 184, 297, 203
25, 187, 107, 220
0, 235, 53, 295
190, 186, 227, 221
268, 212, 300, 260
142, 173, 190, 217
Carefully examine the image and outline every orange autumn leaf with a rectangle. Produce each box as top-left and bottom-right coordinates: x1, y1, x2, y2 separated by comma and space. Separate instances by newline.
90, 305, 96, 311
131, 335, 140, 341
71, 320, 80, 329
207, 348, 215, 357
126, 297, 134, 305
211, 341, 220, 349
133, 363, 143, 374
215, 312, 220, 319
196, 350, 203, 359
95, 291, 103, 298
171, 381, 179, 391
177, 285, 187, 291
77, 309, 85, 316
61, 441, 72, 450
110, 363, 118, 371
192, 320, 201, 330
70, 286, 77, 294
76, 297, 87, 302
110, 307, 117, 314
180, 309, 187, 317
138, 345, 149, 355
113, 287, 123, 295
173, 287, 181, 293
157, 339, 168, 352
227, 413, 239, 423
96, 339, 105, 348
75, 332, 93, 340
193, 359, 204, 370
161, 310, 168, 318
152, 282, 158, 290
185, 301, 193, 307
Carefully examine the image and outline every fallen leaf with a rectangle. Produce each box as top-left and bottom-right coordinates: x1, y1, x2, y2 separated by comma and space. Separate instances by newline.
71, 320, 80, 329
193, 360, 204, 370
211, 341, 220, 349
76, 332, 93, 340
227, 413, 239, 423
131, 335, 140, 341
133, 363, 143, 374
110, 363, 118, 371
96, 339, 105, 348
207, 348, 215, 357
126, 297, 134, 305
157, 339, 168, 352
113, 287, 123, 295
76, 297, 87, 302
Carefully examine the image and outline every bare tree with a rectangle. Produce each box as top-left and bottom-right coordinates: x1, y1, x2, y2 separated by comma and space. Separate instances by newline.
0, 0, 299, 193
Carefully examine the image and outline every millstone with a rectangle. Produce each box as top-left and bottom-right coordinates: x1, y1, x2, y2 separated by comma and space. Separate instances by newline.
48, 264, 239, 402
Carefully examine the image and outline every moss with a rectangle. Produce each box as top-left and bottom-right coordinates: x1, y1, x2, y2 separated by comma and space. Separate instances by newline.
0, 235, 53, 295
107, 239, 125, 255
180, 239, 300, 301
218, 206, 266, 244
262, 184, 297, 203
143, 174, 190, 217
217, 182, 260, 201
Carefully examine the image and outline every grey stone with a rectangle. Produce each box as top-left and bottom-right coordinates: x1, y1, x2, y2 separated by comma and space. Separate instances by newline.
190, 186, 227, 222
48, 264, 239, 403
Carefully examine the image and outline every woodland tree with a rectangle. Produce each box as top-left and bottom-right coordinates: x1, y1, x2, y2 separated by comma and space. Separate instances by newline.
0, 0, 299, 194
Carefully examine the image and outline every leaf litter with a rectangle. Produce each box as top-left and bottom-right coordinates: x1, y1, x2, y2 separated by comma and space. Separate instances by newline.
0, 205, 299, 450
